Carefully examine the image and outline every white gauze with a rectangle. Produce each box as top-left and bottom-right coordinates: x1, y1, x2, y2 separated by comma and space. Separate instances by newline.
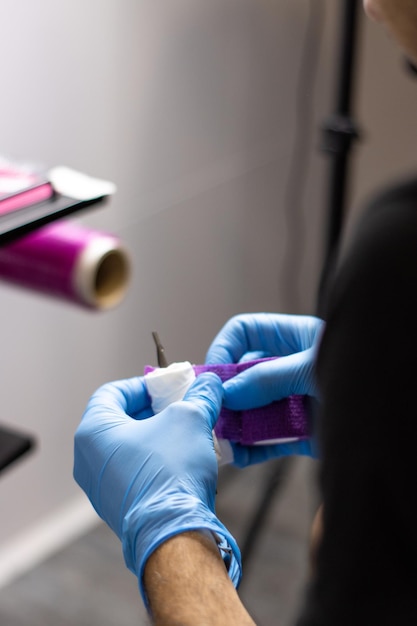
144, 361, 233, 465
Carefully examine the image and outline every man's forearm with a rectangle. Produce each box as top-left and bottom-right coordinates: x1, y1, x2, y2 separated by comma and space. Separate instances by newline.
144, 531, 256, 626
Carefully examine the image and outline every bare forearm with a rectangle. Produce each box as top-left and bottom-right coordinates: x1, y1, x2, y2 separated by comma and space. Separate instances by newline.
144, 531, 256, 626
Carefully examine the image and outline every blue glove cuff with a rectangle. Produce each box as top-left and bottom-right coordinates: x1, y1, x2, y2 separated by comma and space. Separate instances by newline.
121, 493, 242, 610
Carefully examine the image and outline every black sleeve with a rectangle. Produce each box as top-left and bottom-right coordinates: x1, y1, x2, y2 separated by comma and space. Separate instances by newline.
296, 176, 417, 625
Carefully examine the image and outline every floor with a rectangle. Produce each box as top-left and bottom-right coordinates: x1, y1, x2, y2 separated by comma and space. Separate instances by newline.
0, 457, 319, 626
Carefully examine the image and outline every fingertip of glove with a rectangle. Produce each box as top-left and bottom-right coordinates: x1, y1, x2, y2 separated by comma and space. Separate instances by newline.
186, 371, 223, 401
184, 373, 223, 425
222, 378, 245, 410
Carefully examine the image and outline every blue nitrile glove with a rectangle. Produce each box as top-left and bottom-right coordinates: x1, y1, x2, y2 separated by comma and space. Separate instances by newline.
205, 313, 324, 466
74, 373, 241, 607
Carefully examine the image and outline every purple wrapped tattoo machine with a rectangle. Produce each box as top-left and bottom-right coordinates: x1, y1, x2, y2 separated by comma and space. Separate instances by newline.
144, 359, 311, 446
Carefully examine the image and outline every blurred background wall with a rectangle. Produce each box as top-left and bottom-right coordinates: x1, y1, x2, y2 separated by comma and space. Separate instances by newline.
0, 0, 416, 588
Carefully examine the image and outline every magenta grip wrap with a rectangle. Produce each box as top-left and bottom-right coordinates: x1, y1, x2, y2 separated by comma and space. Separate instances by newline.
0, 220, 130, 310
144, 359, 311, 446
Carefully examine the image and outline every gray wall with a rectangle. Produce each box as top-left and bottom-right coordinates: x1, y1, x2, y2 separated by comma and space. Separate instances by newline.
0, 0, 416, 579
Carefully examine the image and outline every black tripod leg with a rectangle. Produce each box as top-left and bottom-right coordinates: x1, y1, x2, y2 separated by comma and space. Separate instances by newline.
238, 0, 362, 586
239, 457, 292, 576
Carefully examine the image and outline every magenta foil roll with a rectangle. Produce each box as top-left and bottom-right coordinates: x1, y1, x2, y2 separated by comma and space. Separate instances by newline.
0, 220, 130, 309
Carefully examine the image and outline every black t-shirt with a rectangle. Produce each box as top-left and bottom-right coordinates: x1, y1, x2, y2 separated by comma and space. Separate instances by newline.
296, 177, 417, 625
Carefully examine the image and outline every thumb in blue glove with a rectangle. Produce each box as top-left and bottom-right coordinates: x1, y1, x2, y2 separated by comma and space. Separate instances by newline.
74, 372, 241, 607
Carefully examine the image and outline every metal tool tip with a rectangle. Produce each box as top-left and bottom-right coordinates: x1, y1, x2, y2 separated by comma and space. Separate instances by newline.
152, 331, 169, 368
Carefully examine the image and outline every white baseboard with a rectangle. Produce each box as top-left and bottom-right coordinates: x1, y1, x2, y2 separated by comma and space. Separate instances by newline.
0, 495, 101, 589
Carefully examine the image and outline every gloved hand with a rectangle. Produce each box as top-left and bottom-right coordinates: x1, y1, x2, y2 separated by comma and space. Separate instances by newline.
205, 313, 324, 466
74, 373, 241, 606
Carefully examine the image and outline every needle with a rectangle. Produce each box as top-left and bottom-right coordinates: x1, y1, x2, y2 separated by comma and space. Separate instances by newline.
152, 331, 169, 368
